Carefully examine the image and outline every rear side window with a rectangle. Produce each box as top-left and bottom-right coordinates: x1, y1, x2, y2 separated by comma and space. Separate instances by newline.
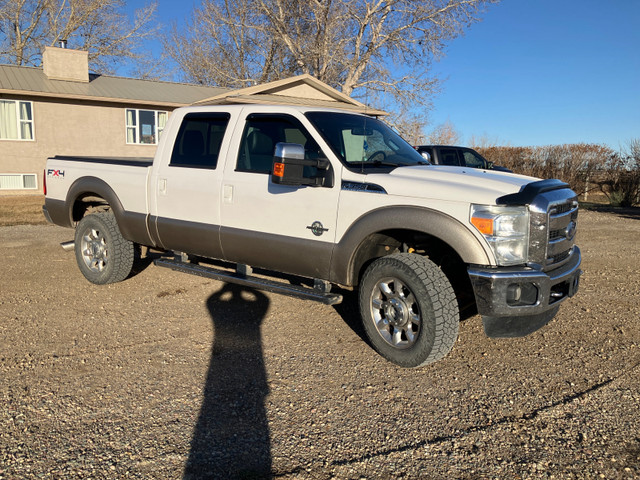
170, 113, 230, 169
439, 148, 462, 166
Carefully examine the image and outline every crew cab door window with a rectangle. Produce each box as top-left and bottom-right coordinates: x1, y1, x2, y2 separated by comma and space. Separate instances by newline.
462, 150, 486, 168
170, 113, 230, 169
236, 114, 323, 174
439, 148, 462, 166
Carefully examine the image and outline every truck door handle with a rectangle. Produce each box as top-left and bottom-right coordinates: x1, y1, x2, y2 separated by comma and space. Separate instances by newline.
158, 178, 167, 195
223, 184, 233, 204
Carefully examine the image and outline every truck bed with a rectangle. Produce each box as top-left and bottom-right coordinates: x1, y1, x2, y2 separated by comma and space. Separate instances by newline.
51, 156, 153, 167
44, 155, 154, 235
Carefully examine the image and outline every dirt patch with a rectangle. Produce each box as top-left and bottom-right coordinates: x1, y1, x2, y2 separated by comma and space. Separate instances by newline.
0, 195, 47, 226
0, 210, 639, 479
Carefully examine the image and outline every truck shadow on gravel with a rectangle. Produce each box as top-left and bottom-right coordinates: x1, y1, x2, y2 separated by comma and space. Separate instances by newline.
183, 284, 272, 479
331, 290, 368, 344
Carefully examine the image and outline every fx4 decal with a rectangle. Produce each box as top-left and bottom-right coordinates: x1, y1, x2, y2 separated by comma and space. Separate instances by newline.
47, 169, 65, 178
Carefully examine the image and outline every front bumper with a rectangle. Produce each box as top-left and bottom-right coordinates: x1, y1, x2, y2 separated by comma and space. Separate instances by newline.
468, 247, 582, 337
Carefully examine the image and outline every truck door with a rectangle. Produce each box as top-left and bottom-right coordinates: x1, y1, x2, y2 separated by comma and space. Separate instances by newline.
219, 112, 340, 279
150, 111, 232, 258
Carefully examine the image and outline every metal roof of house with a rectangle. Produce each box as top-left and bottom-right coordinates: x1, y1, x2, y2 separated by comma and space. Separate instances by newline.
0, 65, 387, 115
0, 64, 229, 108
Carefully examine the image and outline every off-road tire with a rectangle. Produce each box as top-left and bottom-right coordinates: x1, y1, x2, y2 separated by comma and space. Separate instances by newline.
74, 212, 134, 285
359, 253, 459, 367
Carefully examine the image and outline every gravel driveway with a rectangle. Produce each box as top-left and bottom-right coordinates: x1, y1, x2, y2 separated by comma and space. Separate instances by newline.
1, 209, 639, 479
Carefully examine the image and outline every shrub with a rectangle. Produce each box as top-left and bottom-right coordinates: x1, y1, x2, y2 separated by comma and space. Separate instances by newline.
477, 143, 636, 204
595, 140, 640, 207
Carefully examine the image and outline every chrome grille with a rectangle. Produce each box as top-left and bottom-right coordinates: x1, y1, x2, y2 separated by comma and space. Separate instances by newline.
529, 190, 579, 272
549, 228, 565, 241
550, 203, 574, 215
546, 199, 578, 268
548, 249, 572, 265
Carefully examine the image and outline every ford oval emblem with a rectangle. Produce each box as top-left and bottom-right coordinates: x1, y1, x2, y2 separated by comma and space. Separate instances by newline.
565, 221, 577, 240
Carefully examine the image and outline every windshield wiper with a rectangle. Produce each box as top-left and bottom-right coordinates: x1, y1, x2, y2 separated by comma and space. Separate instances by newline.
350, 161, 405, 168
373, 160, 430, 168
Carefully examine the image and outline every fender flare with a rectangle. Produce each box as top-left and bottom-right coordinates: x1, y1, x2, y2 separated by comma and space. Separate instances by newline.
64, 176, 152, 245
330, 205, 491, 286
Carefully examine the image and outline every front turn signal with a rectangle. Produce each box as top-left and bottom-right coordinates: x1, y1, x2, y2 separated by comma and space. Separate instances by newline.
471, 216, 494, 235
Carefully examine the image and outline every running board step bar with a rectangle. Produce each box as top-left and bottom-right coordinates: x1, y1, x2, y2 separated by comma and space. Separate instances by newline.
154, 258, 343, 306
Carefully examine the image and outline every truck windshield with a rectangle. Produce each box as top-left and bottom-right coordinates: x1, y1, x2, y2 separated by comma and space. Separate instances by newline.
305, 111, 428, 171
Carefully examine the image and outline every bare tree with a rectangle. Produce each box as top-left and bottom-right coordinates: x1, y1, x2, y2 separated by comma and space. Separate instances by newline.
0, 0, 158, 75
426, 119, 461, 145
388, 107, 429, 145
468, 133, 506, 149
165, 0, 497, 109
164, 0, 290, 88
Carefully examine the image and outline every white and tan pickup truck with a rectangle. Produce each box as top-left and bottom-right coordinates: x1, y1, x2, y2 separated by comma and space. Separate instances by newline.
43, 104, 582, 367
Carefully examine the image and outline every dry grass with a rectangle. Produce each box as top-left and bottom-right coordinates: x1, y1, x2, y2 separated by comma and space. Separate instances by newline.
0, 195, 47, 226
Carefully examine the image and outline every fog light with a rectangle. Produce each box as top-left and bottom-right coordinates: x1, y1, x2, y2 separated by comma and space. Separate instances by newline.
507, 284, 522, 303
507, 282, 538, 306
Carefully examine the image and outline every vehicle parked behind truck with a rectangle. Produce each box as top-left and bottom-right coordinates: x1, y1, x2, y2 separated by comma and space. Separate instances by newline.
43, 104, 581, 367
415, 145, 512, 172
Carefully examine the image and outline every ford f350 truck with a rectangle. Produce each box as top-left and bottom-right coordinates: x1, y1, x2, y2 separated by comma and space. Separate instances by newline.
43, 105, 581, 367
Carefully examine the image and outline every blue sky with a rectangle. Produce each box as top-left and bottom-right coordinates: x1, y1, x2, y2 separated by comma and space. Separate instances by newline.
428, 0, 640, 148
128, 0, 639, 149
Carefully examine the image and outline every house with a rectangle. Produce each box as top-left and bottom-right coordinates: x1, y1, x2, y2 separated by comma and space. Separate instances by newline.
0, 45, 383, 194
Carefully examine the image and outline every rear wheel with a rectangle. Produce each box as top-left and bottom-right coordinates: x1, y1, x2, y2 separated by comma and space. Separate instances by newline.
359, 253, 459, 367
74, 212, 134, 285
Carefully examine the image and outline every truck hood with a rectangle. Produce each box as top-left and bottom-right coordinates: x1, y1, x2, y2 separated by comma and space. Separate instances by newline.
365, 165, 537, 205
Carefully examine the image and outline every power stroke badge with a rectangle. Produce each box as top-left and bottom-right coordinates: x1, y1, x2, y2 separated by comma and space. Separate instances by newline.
307, 221, 329, 237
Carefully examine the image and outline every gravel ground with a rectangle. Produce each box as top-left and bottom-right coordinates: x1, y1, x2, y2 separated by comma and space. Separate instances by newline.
0, 209, 639, 479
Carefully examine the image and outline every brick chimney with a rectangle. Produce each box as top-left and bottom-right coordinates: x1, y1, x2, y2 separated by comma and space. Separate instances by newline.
43, 45, 89, 83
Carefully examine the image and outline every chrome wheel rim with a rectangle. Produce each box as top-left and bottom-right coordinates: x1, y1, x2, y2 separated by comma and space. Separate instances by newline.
370, 277, 421, 349
80, 227, 108, 273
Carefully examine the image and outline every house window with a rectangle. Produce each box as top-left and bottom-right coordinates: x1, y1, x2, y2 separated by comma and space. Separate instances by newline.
126, 109, 168, 145
0, 100, 34, 141
0, 173, 38, 190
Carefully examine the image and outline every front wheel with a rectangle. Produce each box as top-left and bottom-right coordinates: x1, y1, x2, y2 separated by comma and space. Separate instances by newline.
74, 212, 134, 285
359, 253, 459, 367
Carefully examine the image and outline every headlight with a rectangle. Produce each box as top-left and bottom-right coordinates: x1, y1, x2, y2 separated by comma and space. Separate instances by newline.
471, 205, 529, 266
